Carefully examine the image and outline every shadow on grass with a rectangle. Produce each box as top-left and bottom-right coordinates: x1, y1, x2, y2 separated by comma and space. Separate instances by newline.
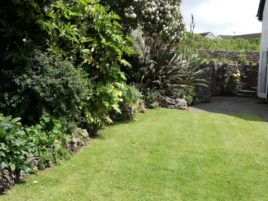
189, 96, 268, 123
91, 118, 139, 140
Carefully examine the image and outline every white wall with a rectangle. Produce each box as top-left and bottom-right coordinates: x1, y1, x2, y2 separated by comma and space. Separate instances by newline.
261, 1, 268, 51
258, 0, 268, 98
205, 33, 216, 39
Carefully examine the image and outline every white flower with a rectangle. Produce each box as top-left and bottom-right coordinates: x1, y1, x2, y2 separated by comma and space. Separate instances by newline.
129, 13, 137, 19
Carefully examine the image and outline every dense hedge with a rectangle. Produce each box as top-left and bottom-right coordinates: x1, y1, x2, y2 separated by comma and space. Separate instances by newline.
181, 33, 260, 52
2, 52, 92, 126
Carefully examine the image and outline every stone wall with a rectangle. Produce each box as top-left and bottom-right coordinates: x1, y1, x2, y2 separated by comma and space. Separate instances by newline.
197, 61, 259, 102
197, 50, 260, 64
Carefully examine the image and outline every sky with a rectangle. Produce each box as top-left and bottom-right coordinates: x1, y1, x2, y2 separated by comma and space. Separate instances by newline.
181, 0, 262, 36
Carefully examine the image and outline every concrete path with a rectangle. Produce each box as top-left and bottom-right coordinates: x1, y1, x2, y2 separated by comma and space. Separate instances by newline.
189, 96, 268, 122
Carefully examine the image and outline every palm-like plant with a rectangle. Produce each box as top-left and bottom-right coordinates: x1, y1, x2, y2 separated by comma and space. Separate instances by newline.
126, 36, 207, 100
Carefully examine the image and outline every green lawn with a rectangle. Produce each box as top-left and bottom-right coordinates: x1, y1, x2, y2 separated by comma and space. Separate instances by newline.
1, 109, 268, 201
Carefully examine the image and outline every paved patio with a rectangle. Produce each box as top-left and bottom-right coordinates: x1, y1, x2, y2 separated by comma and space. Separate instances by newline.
189, 96, 268, 122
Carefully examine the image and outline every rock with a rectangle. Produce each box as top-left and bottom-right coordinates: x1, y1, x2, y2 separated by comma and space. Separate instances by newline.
165, 97, 176, 105
0, 169, 15, 194
139, 102, 147, 113
81, 129, 89, 139
120, 103, 134, 120
167, 105, 176, 109
175, 98, 188, 110
159, 96, 187, 110
71, 136, 80, 144
70, 128, 90, 152
28, 156, 39, 172
70, 136, 79, 152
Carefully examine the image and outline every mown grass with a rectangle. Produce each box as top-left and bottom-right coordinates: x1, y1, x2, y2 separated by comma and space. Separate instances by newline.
1, 109, 267, 201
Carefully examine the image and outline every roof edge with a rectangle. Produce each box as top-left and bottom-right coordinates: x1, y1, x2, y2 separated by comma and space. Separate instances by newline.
257, 0, 266, 21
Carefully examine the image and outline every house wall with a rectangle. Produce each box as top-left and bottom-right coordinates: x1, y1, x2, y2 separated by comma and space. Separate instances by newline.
258, 0, 268, 98
205, 33, 216, 39
261, 1, 268, 51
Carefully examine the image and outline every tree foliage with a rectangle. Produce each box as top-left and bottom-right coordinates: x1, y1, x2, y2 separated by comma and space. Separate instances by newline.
0, 0, 134, 134
0, 0, 51, 64
102, 0, 185, 43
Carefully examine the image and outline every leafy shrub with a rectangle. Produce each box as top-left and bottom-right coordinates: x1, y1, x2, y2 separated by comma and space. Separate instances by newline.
225, 69, 241, 95
111, 85, 143, 121
41, 0, 134, 133
126, 36, 207, 106
1, 52, 92, 127
0, 0, 134, 135
26, 114, 70, 170
237, 53, 250, 65
122, 85, 143, 106
0, 114, 33, 181
185, 87, 200, 106
143, 90, 161, 108
0, 112, 73, 192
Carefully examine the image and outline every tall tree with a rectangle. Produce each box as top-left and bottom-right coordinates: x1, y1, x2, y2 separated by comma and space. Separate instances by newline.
102, 0, 185, 43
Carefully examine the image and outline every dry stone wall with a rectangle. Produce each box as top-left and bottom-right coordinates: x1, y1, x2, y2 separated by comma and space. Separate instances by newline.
197, 61, 259, 102
197, 50, 259, 64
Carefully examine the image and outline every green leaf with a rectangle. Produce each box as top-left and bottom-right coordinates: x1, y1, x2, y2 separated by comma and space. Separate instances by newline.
10, 163, 16, 171
1, 161, 8, 169
11, 117, 21, 124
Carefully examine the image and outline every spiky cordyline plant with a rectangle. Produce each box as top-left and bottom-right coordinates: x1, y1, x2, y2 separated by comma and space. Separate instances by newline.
126, 36, 207, 99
